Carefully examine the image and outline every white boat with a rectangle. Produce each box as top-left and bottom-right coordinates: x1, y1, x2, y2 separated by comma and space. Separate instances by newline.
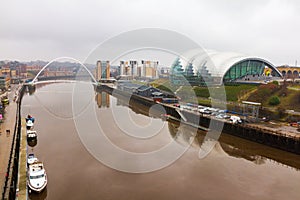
26, 120, 34, 130
27, 161, 47, 193
26, 115, 35, 123
27, 130, 37, 140
27, 153, 38, 165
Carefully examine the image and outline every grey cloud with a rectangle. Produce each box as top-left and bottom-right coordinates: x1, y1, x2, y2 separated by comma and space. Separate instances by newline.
0, 0, 300, 65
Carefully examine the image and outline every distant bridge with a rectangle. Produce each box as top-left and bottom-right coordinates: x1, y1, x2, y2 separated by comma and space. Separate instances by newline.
29, 57, 98, 85
24, 79, 97, 86
28, 75, 98, 85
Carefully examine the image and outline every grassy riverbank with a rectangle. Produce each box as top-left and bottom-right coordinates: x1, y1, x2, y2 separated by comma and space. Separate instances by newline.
151, 78, 300, 120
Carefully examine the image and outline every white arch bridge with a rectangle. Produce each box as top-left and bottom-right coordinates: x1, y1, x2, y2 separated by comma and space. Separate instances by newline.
24, 79, 98, 86
26, 57, 98, 86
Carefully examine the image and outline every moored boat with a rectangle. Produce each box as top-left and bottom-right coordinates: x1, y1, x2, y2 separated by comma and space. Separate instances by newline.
27, 130, 37, 140
26, 115, 35, 130
26, 114, 35, 123
27, 161, 47, 193
27, 153, 38, 165
26, 120, 34, 130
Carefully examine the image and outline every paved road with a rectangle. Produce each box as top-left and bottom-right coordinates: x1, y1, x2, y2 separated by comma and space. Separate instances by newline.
0, 85, 19, 194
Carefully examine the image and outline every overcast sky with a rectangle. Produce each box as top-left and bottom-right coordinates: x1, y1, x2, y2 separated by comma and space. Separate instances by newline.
1, 0, 300, 66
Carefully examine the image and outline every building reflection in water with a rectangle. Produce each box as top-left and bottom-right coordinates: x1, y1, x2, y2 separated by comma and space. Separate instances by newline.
95, 90, 300, 170
95, 92, 110, 108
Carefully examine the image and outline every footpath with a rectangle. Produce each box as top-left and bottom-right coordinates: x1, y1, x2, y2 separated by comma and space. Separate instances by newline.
0, 85, 19, 195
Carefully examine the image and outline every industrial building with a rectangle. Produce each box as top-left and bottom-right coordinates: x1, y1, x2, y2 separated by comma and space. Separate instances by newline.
116, 80, 178, 103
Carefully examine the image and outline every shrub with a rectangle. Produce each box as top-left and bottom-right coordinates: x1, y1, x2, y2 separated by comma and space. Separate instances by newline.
278, 86, 288, 97
259, 83, 279, 94
269, 95, 280, 105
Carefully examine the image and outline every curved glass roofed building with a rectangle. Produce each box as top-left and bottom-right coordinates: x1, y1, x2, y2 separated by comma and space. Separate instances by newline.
170, 50, 283, 85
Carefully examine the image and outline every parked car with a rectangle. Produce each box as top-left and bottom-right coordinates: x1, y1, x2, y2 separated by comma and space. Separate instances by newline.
216, 113, 230, 119
173, 104, 180, 108
290, 122, 299, 127
199, 108, 212, 114
230, 116, 242, 124
198, 105, 205, 110
1, 97, 9, 105
211, 112, 219, 116
262, 116, 270, 122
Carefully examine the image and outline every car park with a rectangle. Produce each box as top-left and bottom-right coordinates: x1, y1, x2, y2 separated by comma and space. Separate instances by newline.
178, 104, 244, 123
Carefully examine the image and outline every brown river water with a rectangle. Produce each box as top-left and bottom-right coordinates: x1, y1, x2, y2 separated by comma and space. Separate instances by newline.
22, 82, 300, 200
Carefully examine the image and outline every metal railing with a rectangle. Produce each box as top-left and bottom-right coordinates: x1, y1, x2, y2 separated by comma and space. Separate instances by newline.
1, 85, 25, 200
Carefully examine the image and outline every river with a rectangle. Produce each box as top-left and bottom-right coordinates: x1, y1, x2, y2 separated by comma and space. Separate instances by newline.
22, 82, 300, 200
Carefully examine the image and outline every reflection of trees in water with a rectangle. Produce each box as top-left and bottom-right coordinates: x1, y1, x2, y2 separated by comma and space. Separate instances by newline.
168, 122, 230, 156
168, 121, 300, 170
104, 91, 300, 170
219, 142, 266, 165
167, 121, 199, 148
253, 156, 266, 165
218, 134, 300, 170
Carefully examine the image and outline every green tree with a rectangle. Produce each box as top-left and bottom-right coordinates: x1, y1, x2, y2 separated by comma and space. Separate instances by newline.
268, 95, 280, 106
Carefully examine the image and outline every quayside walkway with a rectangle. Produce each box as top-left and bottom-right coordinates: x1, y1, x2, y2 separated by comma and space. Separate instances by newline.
0, 85, 19, 196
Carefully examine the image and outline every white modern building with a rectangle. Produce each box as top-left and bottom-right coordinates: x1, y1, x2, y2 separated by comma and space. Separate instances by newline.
119, 60, 159, 79
171, 50, 283, 85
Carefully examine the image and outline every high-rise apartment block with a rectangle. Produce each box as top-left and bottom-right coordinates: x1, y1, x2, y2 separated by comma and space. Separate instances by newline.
96, 60, 110, 81
119, 60, 159, 79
